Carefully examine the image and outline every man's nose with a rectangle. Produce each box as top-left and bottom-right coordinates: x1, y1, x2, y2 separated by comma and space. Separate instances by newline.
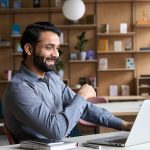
52, 48, 59, 57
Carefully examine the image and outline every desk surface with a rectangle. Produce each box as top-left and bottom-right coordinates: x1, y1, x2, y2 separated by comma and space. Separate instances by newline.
95, 101, 143, 116
1, 131, 150, 150
103, 95, 145, 102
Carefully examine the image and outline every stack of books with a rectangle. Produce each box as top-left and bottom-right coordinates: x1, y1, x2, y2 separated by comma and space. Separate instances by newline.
20, 139, 78, 150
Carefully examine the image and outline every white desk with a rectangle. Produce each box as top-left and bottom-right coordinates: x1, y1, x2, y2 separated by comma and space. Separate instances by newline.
95, 101, 143, 116
103, 96, 145, 102
1, 131, 150, 150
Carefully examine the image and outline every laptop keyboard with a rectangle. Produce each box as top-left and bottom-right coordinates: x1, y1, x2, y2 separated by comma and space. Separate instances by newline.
108, 138, 127, 144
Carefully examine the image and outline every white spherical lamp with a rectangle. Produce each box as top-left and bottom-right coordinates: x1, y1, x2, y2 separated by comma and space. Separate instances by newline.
62, 0, 85, 22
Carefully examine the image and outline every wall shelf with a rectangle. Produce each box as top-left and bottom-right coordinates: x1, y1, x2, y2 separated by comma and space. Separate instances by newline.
97, 32, 136, 37
98, 68, 135, 72
69, 60, 97, 63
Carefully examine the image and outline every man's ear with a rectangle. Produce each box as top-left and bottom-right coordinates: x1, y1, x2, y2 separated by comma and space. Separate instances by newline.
24, 43, 33, 56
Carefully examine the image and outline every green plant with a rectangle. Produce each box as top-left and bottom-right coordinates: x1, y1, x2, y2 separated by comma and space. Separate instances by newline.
55, 49, 64, 71
75, 32, 88, 52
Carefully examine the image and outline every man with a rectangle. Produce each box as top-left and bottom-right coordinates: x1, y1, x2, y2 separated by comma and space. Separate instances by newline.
3, 22, 132, 143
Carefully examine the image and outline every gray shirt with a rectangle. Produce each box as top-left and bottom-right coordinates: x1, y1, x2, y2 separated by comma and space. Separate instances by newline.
3, 64, 123, 142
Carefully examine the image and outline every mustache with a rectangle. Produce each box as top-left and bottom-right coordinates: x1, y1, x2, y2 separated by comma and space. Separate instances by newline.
46, 56, 58, 61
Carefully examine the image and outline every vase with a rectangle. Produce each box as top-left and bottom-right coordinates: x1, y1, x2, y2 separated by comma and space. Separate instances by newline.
80, 51, 87, 60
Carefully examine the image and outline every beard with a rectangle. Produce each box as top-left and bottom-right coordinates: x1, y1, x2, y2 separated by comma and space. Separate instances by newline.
33, 52, 57, 72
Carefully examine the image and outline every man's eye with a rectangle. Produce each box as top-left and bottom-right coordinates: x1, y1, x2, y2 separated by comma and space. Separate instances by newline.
56, 47, 60, 50
46, 46, 52, 50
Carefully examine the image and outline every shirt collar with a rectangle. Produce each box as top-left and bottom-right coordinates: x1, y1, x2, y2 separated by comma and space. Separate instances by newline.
19, 63, 41, 82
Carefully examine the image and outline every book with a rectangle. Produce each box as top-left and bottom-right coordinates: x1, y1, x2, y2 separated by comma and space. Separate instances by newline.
140, 74, 150, 77
140, 47, 150, 51
126, 58, 134, 69
101, 24, 109, 33
121, 85, 130, 96
20, 139, 78, 150
98, 58, 108, 70
11, 24, 21, 37
120, 23, 127, 33
1, 0, 9, 8
109, 85, 118, 96
98, 39, 108, 52
114, 41, 122, 52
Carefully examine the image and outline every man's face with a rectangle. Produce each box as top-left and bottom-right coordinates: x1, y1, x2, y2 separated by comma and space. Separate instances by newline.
33, 31, 60, 72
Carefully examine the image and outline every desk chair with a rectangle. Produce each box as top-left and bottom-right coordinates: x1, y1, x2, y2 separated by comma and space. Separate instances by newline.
78, 96, 109, 134
0, 121, 15, 145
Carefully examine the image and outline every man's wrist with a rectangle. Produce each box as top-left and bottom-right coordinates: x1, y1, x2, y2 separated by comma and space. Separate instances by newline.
122, 121, 133, 131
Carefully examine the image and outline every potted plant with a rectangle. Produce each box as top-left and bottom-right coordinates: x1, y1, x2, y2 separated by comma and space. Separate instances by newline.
75, 32, 88, 60
55, 49, 64, 79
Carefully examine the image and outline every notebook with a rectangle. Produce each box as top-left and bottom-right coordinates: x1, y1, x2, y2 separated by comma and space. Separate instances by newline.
86, 100, 150, 147
20, 139, 78, 150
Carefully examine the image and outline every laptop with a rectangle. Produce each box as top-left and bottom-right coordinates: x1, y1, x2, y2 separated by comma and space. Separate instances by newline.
86, 100, 150, 147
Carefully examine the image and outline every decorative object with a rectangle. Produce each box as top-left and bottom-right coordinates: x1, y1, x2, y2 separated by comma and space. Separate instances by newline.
98, 39, 108, 52
114, 40, 122, 52
142, 10, 148, 21
75, 32, 88, 60
16, 42, 22, 52
69, 52, 78, 60
79, 77, 87, 86
86, 49, 95, 60
126, 58, 134, 69
120, 23, 127, 33
55, 0, 61, 8
80, 51, 86, 60
125, 39, 132, 51
75, 84, 81, 89
33, 0, 40, 8
98, 58, 108, 70
86, 15, 95, 24
62, 0, 85, 23
136, 10, 150, 25
101, 24, 109, 33
13, 0, 21, 9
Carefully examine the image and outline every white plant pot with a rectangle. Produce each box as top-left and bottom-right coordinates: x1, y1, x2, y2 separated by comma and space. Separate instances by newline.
80, 51, 87, 60
57, 69, 64, 79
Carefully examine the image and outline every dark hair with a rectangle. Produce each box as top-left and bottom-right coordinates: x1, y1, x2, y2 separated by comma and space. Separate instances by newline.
20, 22, 61, 59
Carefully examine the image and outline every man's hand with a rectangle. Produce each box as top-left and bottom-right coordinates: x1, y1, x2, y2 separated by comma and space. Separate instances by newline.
122, 121, 133, 131
77, 84, 96, 100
